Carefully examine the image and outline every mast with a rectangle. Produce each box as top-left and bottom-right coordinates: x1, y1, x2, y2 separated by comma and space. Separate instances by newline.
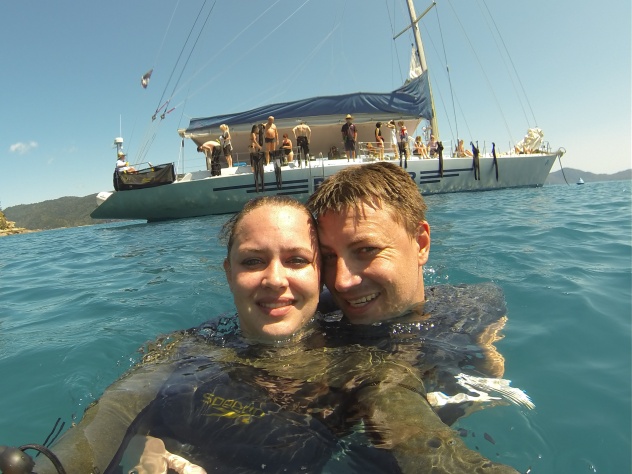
405, 0, 440, 139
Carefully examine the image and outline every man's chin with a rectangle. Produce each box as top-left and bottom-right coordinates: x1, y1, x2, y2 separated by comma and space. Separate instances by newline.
340, 301, 385, 325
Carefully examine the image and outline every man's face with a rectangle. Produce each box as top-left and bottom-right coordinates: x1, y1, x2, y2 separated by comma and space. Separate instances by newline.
317, 203, 430, 324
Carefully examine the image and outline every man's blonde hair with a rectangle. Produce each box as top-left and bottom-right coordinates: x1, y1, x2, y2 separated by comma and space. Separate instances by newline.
306, 162, 427, 237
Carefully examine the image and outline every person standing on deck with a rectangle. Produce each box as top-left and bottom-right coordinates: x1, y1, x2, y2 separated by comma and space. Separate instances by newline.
219, 124, 233, 168
341, 114, 357, 161
264, 116, 278, 166
375, 122, 385, 160
293, 121, 311, 165
386, 120, 399, 161
397, 120, 410, 168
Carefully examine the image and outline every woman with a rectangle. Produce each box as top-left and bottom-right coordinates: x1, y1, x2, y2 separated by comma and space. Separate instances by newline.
413, 136, 429, 158
221, 195, 319, 341
219, 124, 233, 168
248, 124, 262, 172
374, 122, 385, 160
427, 134, 439, 157
386, 120, 399, 160
456, 139, 473, 157
280, 133, 294, 163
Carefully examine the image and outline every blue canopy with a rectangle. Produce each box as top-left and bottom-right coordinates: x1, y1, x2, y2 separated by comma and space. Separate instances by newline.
186, 73, 432, 133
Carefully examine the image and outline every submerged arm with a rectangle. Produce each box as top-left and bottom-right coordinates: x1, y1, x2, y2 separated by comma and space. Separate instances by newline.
354, 373, 518, 473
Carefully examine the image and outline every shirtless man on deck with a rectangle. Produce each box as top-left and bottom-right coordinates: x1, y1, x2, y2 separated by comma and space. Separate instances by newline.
293, 120, 311, 164
264, 116, 278, 165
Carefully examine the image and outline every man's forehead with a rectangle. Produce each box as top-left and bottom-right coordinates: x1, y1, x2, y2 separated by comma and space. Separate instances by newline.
318, 202, 401, 234
319, 199, 386, 221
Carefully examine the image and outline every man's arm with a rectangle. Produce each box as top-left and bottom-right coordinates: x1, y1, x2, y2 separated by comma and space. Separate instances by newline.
354, 377, 518, 473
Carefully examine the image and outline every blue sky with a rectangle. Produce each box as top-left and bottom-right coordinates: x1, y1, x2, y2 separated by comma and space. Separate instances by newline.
1, 0, 630, 208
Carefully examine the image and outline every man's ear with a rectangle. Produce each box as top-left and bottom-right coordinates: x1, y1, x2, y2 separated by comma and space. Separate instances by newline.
416, 221, 431, 266
223, 258, 233, 289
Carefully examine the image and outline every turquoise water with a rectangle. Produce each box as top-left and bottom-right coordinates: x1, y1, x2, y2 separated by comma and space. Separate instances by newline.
1, 181, 630, 473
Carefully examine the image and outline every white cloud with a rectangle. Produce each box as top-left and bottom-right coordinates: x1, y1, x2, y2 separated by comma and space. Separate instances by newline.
9, 141, 38, 154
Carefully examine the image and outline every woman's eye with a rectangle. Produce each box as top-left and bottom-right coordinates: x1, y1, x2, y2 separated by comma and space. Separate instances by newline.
287, 257, 310, 266
242, 258, 264, 267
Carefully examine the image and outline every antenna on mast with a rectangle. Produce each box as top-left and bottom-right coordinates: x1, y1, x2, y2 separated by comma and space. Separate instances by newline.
114, 115, 124, 156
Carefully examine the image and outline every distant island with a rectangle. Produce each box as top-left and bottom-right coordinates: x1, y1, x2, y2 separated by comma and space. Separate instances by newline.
545, 167, 631, 185
1, 167, 629, 233
1, 194, 108, 235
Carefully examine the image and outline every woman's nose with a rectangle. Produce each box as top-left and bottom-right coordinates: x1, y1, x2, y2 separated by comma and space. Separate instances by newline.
262, 261, 288, 288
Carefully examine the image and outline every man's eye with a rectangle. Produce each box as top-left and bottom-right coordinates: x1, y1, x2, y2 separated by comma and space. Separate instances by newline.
321, 253, 337, 263
358, 247, 379, 255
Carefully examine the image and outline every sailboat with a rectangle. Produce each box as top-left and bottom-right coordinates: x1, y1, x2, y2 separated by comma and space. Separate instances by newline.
91, 1, 564, 222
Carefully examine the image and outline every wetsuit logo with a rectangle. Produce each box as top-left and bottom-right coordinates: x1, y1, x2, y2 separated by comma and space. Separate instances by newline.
202, 393, 266, 424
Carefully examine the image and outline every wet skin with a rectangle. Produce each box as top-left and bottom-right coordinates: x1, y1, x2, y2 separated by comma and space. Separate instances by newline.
317, 202, 430, 324
223, 205, 320, 341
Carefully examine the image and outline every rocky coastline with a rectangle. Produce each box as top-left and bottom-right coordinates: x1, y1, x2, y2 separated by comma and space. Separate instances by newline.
0, 210, 34, 236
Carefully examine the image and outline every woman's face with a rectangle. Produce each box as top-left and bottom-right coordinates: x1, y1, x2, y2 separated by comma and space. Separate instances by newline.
224, 205, 321, 341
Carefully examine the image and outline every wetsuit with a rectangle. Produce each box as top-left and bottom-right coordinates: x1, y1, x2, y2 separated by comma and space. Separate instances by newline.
105, 357, 338, 473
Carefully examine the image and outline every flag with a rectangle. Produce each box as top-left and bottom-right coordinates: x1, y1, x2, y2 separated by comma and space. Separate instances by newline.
141, 69, 153, 89
409, 47, 422, 80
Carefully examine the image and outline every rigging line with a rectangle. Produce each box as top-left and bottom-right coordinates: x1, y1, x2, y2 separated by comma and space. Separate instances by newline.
433, 4, 458, 144
416, 23, 455, 137
480, 0, 537, 126
474, 0, 530, 129
444, 0, 514, 144
286, 26, 339, 92
165, 0, 216, 111
249, 24, 339, 109
153, 0, 181, 68
335, 0, 363, 87
136, 117, 163, 162
171, 0, 283, 100
429, 69, 456, 147
182, 0, 309, 103
385, 0, 405, 86
154, 0, 210, 116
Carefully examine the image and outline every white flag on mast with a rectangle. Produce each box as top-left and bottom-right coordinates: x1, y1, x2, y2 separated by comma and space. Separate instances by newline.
409, 46, 422, 79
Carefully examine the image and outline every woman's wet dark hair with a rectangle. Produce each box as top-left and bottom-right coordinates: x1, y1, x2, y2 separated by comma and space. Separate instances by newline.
376, 122, 382, 128
219, 196, 317, 256
251, 124, 258, 133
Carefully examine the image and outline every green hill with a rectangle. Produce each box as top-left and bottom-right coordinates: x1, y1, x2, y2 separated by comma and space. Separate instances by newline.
3, 195, 105, 230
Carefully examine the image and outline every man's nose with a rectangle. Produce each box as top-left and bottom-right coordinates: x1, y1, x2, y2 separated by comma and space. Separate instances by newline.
334, 257, 361, 291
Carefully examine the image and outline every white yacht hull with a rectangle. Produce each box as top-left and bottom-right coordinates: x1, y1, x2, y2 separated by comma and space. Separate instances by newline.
91, 153, 559, 222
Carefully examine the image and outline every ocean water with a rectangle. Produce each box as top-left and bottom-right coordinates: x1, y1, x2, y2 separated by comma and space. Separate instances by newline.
0, 181, 630, 473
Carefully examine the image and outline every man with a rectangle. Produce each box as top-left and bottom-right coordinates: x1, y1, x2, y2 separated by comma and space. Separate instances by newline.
264, 116, 278, 166
197, 140, 220, 174
340, 113, 357, 161
397, 120, 410, 168
307, 162, 515, 417
116, 152, 137, 173
292, 120, 311, 165
307, 161, 429, 324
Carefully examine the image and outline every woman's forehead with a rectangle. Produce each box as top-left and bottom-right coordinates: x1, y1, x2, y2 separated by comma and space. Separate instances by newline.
234, 205, 315, 244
